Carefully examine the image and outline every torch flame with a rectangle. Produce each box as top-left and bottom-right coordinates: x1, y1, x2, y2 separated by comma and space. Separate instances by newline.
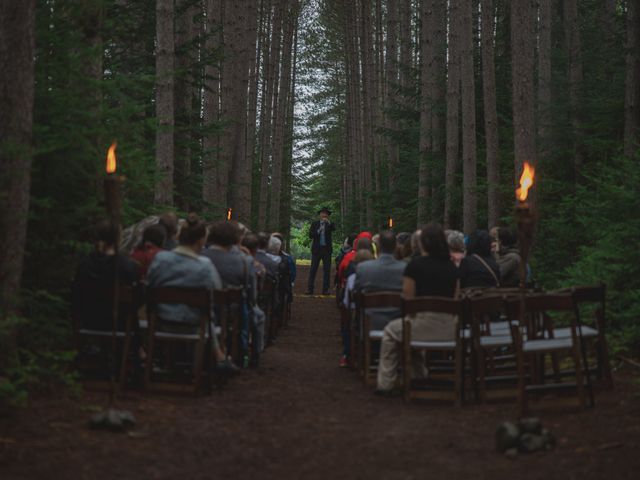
516, 161, 535, 202
226, 208, 232, 221
106, 142, 117, 174
388, 217, 393, 229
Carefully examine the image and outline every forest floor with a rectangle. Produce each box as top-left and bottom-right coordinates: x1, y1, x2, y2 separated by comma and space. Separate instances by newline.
1, 265, 640, 479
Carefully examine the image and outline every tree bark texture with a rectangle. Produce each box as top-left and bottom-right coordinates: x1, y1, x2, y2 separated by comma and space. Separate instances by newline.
460, 0, 477, 234
564, 0, 584, 178
155, 0, 175, 206
0, 0, 36, 313
537, 0, 551, 153
511, 0, 536, 181
444, 0, 461, 228
385, 0, 400, 203
482, 0, 500, 228
202, 0, 222, 210
624, 0, 640, 158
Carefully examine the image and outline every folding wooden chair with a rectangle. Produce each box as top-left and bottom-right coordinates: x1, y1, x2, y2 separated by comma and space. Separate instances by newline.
469, 294, 519, 402
360, 291, 402, 386
145, 287, 214, 395
72, 284, 138, 388
506, 293, 589, 416
552, 285, 612, 389
401, 296, 468, 405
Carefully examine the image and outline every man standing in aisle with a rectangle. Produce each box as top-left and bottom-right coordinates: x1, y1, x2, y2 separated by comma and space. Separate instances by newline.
306, 207, 335, 295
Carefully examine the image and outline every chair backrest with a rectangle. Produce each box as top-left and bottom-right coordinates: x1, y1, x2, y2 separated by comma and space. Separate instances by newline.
146, 287, 212, 311
361, 291, 402, 309
402, 296, 466, 317
214, 287, 244, 306
571, 284, 605, 304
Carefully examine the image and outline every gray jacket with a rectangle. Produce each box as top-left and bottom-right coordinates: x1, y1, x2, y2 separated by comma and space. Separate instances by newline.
354, 253, 405, 330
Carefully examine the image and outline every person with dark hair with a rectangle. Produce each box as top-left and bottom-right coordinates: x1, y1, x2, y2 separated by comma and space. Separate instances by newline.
159, 212, 179, 250
337, 231, 373, 286
306, 207, 336, 295
394, 232, 411, 261
73, 220, 139, 331
147, 213, 238, 373
376, 223, 459, 394
459, 230, 501, 289
130, 223, 167, 279
495, 227, 521, 287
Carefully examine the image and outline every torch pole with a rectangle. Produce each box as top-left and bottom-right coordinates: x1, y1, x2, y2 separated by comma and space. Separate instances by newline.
104, 174, 122, 406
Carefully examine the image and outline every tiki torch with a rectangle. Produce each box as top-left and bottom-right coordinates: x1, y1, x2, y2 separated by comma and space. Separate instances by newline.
226, 208, 233, 221
387, 216, 394, 229
89, 142, 135, 431
515, 161, 536, 289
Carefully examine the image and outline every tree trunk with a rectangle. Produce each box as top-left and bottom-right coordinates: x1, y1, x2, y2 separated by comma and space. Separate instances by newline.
564, 0, 584, 178
360, 0, 375, 228
511, 0, 536, 181
247, 0, 263, 227
258, 0, 284, 230
482, 0, 500, 228
174, 0, 198, 210
202, 0, 222, 211
537, 0, 551, 156
155, 0, 175, 206
444, 0, 461, 228
624, 0, 640, 158
269, 0, 298, 231
228, 0, 256, 224
418, 0, 435, 226
385, 0, 400, 204
460, 0, 477, 234
0, 0, 35, 314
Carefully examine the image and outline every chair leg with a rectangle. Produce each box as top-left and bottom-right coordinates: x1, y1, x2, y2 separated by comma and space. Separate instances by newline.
144, 320, 156, 390
454, 341, 463, 407
402, 321, 412, 402
572, 344, 586, 409
119, 335, 132, 389
478, 349, 487, 403
194, 338, 205, 396
364, 336, 371, 385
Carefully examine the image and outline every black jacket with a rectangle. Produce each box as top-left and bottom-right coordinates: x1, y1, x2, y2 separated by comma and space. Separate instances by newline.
309, 220, 336, 254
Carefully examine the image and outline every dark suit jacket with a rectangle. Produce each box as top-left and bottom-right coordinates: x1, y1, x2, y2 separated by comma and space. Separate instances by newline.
309, 220, 336, 254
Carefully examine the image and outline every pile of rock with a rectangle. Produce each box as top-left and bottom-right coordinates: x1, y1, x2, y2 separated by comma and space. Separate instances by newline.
496, 418, 556, 457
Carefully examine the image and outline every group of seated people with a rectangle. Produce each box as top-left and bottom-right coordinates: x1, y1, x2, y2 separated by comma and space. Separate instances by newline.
334, 223, 524, 394
72, 211, 296, 378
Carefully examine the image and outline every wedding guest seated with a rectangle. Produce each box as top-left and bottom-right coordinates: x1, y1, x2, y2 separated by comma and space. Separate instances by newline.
341, 248, 374, 367
458, 230, 500, 289
376, 224, 459, 394
130, 223, 167, 280
159, 211, 179, 250
147, 213, 238, 373
202, 221, 247, 288
256, 232, 279, 281
496, 227, 521, 287
394, 231, 411, 261
354, 230, 406, 331
338, 231, 373, 286
409, 229, 422, 260
445, 229, 466, 267
73, 220, 139, 331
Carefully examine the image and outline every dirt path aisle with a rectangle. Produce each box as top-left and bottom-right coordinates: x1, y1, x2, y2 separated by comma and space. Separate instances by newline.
2, 266, 639, 479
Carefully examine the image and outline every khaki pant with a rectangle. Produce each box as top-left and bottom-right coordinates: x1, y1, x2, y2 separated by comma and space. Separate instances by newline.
376, 312, 457, 391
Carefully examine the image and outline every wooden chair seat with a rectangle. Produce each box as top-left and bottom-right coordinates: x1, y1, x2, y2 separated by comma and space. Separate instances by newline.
369, 330, 384, 339
479, 334, 513, 348
410, 339, 456, 349
549, 325, 598, 338
78, 329, 128, 338
523, 337, 573, 353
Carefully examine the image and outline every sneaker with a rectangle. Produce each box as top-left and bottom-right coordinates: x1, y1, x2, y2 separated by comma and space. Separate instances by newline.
339, 355, 348, 368
216, 358, 241, 376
